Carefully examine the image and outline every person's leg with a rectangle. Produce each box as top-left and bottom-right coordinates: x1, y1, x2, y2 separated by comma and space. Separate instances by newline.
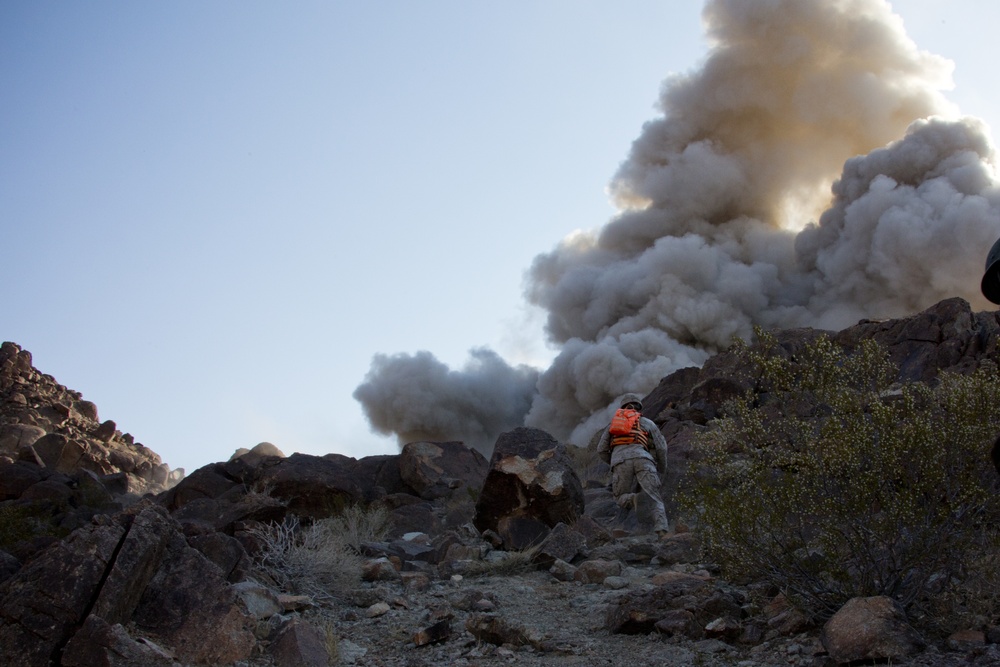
611, 461, 638, 509
635, 462, 670, 533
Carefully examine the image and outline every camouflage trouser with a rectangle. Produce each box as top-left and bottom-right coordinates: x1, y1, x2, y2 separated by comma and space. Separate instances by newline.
611, 457, 670, 533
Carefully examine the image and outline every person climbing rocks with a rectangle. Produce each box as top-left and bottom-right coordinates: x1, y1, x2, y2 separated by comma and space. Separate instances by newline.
596, 392, 671, 538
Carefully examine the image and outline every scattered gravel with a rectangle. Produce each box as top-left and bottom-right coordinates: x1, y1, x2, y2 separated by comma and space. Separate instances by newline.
239, 537, 1000, 667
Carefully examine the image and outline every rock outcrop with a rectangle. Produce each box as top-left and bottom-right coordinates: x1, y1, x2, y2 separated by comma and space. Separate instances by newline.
473, 428, 585, 550
3, 298, 1000, 665
0, 503, 255, 666
0, 342, 175, 494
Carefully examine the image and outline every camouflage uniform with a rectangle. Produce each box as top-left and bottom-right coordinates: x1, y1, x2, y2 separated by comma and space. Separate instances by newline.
596, 393, 670, 535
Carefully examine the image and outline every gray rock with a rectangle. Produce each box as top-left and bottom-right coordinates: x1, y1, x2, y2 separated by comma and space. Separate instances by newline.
532, 522, 588, 567
270, 617, 330, 667
232, 580, 283, 619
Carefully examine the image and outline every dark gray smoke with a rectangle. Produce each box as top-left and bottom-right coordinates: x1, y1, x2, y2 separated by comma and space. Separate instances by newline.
355, 0, 1000, 451
353, 348, 539, 454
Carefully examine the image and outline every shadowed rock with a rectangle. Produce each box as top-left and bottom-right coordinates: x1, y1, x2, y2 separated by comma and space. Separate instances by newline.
398, 440, 488, 501
821, 596, 925, 664
473, 428, 585, 550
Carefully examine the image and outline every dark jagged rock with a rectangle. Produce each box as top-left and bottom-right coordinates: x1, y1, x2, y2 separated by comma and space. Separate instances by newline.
530, 521, 588, 567
0, 518, 126, 667
352, 454, 408, 501
131, 526, 255, 663
0, 502, 254, 667
162, 441, 488, 533
398, 440, 489, 501
269, 617, 330, 667
91, 506, 174, 625
185, 531, 251, 582
473, 427, 585, 550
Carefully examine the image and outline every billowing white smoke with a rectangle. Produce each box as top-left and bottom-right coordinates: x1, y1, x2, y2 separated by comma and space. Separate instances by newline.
354, 0, 1000, 452
797, 117, 1000, 329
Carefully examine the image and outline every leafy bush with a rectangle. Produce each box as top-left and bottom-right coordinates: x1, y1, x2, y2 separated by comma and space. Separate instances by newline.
249, 503, 391, 601
679, 331, 1000, 626
0, 502, 67, 549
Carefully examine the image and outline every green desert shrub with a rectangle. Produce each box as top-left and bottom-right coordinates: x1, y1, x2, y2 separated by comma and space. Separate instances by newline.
679, 331, 1000, 627
249, 503, 391, 601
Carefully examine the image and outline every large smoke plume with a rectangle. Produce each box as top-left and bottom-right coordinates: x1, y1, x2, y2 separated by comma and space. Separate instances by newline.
354, 0, 1000, 453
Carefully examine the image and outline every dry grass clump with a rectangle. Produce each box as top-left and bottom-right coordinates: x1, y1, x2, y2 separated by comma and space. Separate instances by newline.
249, 503, 391, 601
462, 546, 540, 578
239, 483, 288, 511
679, 331, 1000, 630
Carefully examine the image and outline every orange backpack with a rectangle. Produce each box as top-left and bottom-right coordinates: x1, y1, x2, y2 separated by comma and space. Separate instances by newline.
609, 408, 641, 435
609, 408, 649, 448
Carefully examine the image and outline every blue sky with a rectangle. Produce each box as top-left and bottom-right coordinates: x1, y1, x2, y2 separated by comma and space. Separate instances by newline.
4, 1, 1000, 474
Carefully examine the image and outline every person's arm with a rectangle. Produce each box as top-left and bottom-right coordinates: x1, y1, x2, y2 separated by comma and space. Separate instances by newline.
642, 417, 668, 472
597, 427, 612, 464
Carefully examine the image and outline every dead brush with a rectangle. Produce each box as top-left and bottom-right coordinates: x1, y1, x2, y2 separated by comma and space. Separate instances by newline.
248, 504, 391, 602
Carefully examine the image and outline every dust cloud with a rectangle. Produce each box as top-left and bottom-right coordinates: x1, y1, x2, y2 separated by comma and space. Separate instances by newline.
354, 0, 1000, 453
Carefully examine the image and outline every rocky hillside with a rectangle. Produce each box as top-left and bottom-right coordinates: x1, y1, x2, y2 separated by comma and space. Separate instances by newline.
0, 342, 178, 493
1, 298, 999, 666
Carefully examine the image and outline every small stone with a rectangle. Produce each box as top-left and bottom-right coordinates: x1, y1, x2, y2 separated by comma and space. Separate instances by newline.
473, 598, 496, 611
277, 594, 315, 612
400, 572, 431, 593
413, 620, 451, 647
361, 557, 399, 582
366, 602, 390, 618
947, 629, 985, 651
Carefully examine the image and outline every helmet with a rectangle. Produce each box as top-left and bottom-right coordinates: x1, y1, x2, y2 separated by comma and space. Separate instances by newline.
619, 393, 643, 410
983, 236, 1000, 304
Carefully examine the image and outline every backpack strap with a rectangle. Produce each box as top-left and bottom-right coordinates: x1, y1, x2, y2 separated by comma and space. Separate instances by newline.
610, 420, 650, 449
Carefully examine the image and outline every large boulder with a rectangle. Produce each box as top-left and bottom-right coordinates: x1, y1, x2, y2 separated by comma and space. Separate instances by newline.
0, 519, 127, 667
132, 529, 255, 664
254, 453, 367, 519
160, 453, 369, 531
398, 440, 489, 501
0, 424, 46, 456
821, 596, 925, 664
0, 503, 254, 666
473, 428, 585, 550
832, 297, 1000, 381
